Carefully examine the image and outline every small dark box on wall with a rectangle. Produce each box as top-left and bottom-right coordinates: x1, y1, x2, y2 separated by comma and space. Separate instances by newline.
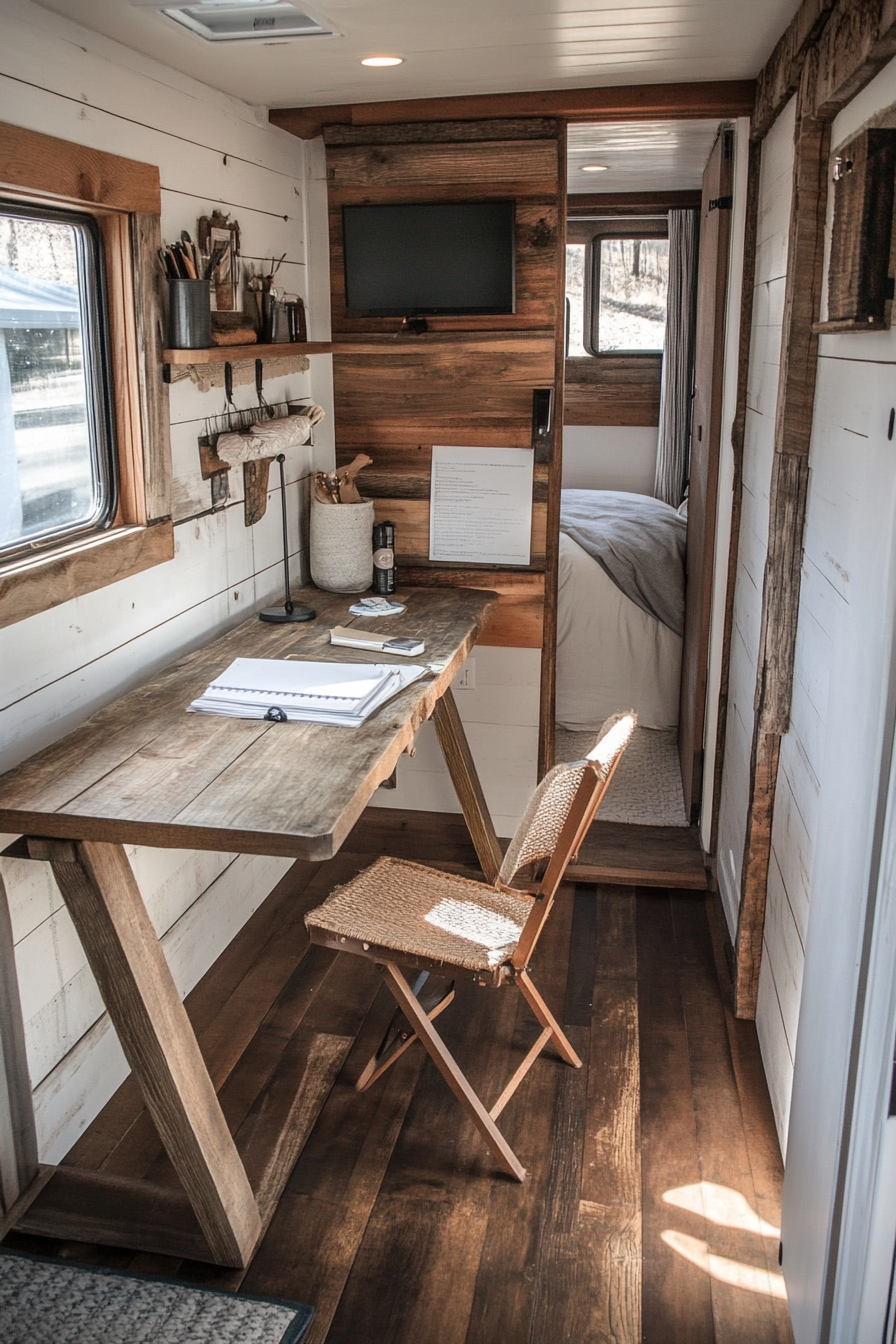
826, 127, 896, 329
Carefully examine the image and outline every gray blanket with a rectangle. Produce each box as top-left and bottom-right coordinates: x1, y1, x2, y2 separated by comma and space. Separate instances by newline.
559, 489, 687, 635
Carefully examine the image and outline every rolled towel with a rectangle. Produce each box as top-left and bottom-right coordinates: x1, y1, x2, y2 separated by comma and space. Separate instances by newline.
215, 407, 325, 465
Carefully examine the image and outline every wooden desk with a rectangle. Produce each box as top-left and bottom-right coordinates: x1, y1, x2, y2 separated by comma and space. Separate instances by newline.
0, 586, 499, 1267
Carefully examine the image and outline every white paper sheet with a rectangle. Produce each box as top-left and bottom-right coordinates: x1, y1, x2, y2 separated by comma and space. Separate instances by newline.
429, 446, 534, 565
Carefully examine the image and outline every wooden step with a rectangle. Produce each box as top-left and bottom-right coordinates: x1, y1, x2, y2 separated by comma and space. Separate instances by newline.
567, 821, 708, 889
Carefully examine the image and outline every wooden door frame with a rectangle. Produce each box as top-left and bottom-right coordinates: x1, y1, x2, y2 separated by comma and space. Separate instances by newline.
678, 124, 735, 823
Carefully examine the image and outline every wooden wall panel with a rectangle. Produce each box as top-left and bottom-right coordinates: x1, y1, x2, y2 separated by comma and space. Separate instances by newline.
399, 568, 544, 647
563, 356, 662, 426
327, 124, 563, 652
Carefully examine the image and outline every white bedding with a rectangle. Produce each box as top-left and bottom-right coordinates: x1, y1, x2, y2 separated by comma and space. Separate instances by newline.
556, 531, 682, 731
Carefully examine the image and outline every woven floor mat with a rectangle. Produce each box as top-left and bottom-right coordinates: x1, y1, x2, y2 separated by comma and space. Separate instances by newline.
0, 1249, 314, 1344
555, 725, 688, 827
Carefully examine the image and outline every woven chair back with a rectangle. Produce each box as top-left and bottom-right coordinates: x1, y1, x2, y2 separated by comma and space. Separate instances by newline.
498, 712, 636, 888
504, 711, 636, 971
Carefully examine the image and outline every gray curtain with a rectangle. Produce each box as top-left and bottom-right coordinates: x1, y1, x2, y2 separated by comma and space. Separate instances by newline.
654, 209, 698, 506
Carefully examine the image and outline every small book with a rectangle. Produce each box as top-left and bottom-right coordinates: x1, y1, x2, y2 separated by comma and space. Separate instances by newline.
349, 597, 406, 617
329, 626, 425, 657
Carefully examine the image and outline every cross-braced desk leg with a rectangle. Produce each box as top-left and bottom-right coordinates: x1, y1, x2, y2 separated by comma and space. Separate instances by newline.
432, 687, 503, 883
31, 838, 261, 1268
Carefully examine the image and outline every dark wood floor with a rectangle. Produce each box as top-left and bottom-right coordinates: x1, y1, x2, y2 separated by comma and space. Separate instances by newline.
5, 808, 793, 1343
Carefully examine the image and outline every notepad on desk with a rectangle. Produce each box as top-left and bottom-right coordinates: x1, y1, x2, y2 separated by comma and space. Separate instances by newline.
188, 657, 426, 727
329, 626, 425, 656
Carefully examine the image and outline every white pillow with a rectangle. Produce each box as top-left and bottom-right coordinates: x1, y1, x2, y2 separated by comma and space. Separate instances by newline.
677, 497, 688, 518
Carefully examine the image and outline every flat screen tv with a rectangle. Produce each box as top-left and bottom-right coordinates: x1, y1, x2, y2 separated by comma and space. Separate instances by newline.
341, 201, 516, 317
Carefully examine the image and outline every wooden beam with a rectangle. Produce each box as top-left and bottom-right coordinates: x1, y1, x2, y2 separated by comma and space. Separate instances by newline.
33, 838, 262, 1265
0, 121, 161, 214
709, 137, 762, 868
812, 0, 896, 117
754, 0, 896, 139
753, 0, 837, 140
0, 872, 39, 1214
734, 64, 830, 1018
567, 190, 703, 214
431, 689, 503, 883
538, 124, 567, 779
270, 81, 757, 140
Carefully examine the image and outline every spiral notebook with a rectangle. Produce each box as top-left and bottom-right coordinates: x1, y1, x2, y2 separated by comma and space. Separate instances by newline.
188, 657, 426, 727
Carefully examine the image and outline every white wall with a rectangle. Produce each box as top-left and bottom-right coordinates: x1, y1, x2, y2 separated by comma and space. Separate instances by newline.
0, 0, 330, 1160
560, 424, 658, 494
375, 646, 541, 840
715, 97, 797, 1146
780, 55, 896, 1344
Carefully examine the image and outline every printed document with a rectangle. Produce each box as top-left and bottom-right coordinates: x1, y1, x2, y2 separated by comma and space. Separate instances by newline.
429, 445, 534, 565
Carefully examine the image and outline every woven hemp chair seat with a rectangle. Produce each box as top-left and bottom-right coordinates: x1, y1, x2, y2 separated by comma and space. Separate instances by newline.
306, 856, 535, 972
304, 710, 636, 1181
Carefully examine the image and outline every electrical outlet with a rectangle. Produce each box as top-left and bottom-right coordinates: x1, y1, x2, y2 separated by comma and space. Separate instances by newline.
455, 659, 476, 690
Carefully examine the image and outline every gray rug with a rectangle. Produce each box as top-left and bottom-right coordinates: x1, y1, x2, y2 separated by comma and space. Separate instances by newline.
0, 1249, 313, 1344
555, 725, 688, 827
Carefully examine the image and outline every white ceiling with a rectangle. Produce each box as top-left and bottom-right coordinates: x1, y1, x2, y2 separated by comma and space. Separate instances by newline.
32, 0, 800, 112
568, 118, 724, 193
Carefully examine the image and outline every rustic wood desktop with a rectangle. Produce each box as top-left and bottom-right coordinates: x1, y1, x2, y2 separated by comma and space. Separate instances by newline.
0, 585, 500, 1268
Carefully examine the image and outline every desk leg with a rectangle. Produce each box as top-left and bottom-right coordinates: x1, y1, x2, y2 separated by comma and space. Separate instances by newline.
432, 688, 503, 884
34, 838, 261, 1268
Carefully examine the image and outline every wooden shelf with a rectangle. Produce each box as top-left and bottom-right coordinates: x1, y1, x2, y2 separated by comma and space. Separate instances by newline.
812, 317, 890, 334
163, 341, 335, 364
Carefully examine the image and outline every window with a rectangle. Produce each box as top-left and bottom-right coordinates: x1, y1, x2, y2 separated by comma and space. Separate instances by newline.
0, 202, 117, 560
0, 119, 174, 630
594, 236, 669, 353
565, 229, 669, 357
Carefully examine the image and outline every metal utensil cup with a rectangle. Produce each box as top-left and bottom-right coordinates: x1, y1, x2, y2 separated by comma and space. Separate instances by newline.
167, 277, 211, 349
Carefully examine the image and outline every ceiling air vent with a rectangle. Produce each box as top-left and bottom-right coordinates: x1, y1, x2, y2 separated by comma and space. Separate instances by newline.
150, 1, 336, 42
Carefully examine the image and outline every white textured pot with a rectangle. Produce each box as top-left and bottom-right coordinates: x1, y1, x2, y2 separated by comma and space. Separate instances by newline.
310, 497, 374, 593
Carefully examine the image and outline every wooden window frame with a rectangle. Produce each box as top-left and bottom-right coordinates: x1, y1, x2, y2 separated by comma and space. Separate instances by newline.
0, 122, 173, 630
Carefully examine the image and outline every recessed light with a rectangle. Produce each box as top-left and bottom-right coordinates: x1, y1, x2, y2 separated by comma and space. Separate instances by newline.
361, 55, 403, 66
581, 164, 609, 172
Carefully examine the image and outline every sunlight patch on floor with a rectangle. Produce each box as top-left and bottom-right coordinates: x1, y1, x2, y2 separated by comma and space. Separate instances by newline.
663, 1181, 780, 1238
661, 1230, 788, 1300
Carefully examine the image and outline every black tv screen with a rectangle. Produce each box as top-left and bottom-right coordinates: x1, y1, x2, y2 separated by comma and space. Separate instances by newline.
342, 201, 516, 317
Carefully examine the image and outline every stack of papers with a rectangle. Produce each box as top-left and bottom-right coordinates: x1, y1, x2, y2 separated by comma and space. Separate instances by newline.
188, 657, 426, 727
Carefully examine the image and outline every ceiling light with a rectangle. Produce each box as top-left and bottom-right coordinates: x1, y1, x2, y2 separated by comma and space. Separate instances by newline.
141, 1, 337, 42
581, 164, 610, 172
361, 55, 403, 67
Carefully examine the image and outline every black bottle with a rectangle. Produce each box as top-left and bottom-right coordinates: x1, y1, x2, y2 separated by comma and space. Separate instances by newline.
372, 520, 396, 594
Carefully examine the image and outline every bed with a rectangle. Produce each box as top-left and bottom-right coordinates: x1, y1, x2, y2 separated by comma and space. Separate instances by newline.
556, 488, 687, 732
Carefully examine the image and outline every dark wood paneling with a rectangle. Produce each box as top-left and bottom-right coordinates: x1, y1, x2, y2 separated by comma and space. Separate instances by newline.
568, 190, 703, 214
397, 568, 545, 647
327, 126, 563, 661
323, 118, 560, 145
270, 80, 758, 140
563, 355, 662, 426
327, 139, 558, 188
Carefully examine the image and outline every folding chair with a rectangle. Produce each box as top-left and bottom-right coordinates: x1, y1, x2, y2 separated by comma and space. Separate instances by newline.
304, 710, 636, 1181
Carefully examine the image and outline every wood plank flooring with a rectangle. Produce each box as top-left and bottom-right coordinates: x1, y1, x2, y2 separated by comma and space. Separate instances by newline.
4, 808, 791, 1343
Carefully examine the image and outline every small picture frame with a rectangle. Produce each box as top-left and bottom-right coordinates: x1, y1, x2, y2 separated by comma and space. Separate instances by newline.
197, 210, 241, 312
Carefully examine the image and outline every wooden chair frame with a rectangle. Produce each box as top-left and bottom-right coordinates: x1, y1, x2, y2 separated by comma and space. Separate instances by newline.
308, 735, 629, 1181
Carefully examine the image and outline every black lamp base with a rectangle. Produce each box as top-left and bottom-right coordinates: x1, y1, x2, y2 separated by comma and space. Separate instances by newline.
258, 603, 316, 624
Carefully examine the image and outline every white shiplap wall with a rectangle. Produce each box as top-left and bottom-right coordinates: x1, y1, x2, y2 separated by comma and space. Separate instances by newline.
0, 0, 331, 1161
715, 97, 796, 1145
780, 56, 896, 1341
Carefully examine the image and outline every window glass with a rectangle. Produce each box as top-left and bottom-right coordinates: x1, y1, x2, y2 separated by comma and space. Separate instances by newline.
597, 237, 669, 353
565, 242, 588, 358
0, 204, 115, 559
